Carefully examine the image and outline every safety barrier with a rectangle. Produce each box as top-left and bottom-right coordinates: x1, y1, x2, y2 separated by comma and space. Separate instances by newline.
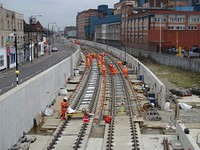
80, 40, 166, 109
0, 39, 81, 150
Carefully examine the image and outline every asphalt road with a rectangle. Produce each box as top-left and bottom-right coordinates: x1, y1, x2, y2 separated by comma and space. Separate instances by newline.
0, 41, 77, 95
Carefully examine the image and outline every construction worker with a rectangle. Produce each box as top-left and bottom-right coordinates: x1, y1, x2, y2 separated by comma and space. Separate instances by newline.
109, 62, 113, 73
102, 65, 106, 76
101, 51, 105, 58
86, 58, 90, 69
119, 102, 125, 120
60, 97, 69, 120
118, 61, 123, 66
123, 65, 128, 78
98, 59, 102, 68
83, 109, 89, 123
97, 53, 101, 61
112, 65, 117, 75
86, 53, 90, 61
101, 57, 105, 66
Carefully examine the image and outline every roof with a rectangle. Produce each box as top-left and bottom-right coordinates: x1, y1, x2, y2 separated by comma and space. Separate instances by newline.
23, 20, 44, 33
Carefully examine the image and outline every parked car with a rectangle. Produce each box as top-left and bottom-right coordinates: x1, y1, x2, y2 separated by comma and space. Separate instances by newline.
51, 47, 58, 52
191, 45, 199, 52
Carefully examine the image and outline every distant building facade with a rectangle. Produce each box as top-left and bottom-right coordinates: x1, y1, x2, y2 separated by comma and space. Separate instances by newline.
24, 18, 45, 62
0, 4, 24, 70
76, 0, 200, 52
76, 9, 99, 40
64, 26, 76, 38
95, 14, 121, 47
123, 7, 200, 52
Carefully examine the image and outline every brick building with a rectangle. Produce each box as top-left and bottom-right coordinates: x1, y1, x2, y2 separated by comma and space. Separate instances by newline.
123, 7, 200, 52
76, 9, 99, 40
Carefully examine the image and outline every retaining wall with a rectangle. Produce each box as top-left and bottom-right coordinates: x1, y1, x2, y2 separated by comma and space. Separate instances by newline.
176, 123, 200, 150
82, 40, 166, 109
127, 48, 200, 73
0, 40, 81, 150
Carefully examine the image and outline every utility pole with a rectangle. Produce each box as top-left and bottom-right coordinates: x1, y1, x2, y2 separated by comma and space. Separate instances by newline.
159, 18, 162, 54
14, 29, 19, 85
30, 14, 42, 62
48, 22, 56, 55
125, 3, 128, 63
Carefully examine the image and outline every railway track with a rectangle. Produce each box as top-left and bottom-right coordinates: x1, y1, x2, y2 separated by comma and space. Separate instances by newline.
163, 137, 170, 150
103, 55, 141, 150
45, 45, 142, 150
46, 50, 100, 150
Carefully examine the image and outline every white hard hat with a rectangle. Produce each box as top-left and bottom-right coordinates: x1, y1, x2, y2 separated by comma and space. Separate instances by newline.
63, 97, 67, 100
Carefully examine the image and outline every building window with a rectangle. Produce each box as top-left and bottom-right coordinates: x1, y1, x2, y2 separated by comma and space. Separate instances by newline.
168, 25, 185, 30
168, 26, 174, 30
168, 16, 186, 22
7, 21, 10, 30
189, 17, 200, 23
10, 53, 15, 64
0, 55, 4, 67
188, 25, 197, 30
1, 36, 4, 47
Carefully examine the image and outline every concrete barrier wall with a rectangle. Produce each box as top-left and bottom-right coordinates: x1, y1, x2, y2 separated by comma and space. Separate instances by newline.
0, 40, 81, 150
176, 123, 200, 150
127, 48, 200, 73
81, 40, 166, 108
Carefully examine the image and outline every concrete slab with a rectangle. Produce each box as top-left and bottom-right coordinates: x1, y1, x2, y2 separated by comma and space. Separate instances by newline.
86, 138, 103, 150
66, 84, 77, 91
68, 76, 81, 84
141, 134, 175, 150
131, 79, 143, 85
147, 121, 167, 129
27, 135, 51, 150
176, 95, 200, 105
43, 119, 61, 126
68, 79, 80, 84
112, 116, 133, 150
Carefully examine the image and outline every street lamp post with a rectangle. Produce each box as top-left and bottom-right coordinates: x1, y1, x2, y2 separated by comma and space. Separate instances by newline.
37, 28, 40, 57
159, 18, 162, 54
124, 1, 129, 65
48, 22, 56, 55
52, 25, 57, 48
14, 29, 19, 85
125, 4, 128, 64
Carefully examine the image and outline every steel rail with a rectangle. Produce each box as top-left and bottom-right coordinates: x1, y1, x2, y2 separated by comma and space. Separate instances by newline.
47, 49, 100, 150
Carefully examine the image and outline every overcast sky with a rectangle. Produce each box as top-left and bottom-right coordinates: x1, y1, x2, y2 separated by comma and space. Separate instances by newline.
0, 0, 119, 30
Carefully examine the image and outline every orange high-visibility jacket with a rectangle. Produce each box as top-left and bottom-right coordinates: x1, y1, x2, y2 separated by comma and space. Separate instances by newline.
118, 61, 123, 66
123, 67, 128, 77
102, 66, 106, 75
87, 60, 90, 68
112, 66, 117, 75
61, 101, 68, 111
101, 52, 105, 57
